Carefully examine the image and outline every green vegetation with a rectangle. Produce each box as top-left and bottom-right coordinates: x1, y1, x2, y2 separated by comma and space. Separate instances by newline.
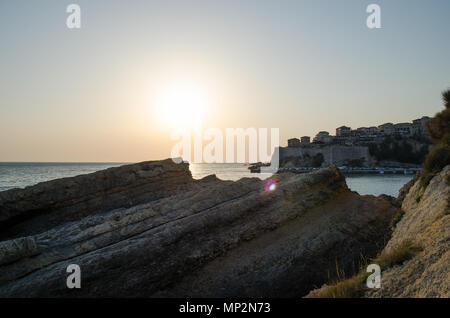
368, 136, 430, 164
421, 145, 450, 188
420, 89, 450, 189
308, 242, 421, 298
391, 209, 405, 228
411, 132, 432, 143
426, 90, 450, 144
374, 242, 422, 269
344, 157, 366, 167
312, 153, 324, 167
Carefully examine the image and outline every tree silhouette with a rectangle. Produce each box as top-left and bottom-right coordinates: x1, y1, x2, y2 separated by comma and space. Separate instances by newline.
426, 88, 450, 144
421, 88, 450, 187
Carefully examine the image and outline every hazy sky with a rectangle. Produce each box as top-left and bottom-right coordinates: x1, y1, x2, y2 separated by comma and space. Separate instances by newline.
1, 0, 449, 162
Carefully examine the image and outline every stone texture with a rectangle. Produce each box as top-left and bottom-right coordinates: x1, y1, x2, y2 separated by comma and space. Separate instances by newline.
396, 172, 420, 205
366, 165, 450, 298
0, 160, 399, 297
0, 159, 193, 239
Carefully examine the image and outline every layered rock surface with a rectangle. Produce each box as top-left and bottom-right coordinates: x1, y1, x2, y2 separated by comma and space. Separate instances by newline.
366, 165, 450, 298
0, 159, 193, 239
0, 160, 399, 297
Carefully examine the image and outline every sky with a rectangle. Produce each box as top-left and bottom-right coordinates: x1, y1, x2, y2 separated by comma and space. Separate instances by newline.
0, 0, 449, 162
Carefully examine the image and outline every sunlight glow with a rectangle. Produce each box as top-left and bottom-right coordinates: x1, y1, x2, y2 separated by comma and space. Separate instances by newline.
155, 81, 209, 128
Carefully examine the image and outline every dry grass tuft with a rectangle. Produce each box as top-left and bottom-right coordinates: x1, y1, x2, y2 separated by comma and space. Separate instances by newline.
307, 272, 369, 298
374, 242, 422, 269
307, 242, 421, 298
391, 209, 405, 228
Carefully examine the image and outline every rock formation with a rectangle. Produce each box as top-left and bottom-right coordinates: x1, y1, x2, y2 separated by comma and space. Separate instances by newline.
366, 165, 449, 297
0, 159, 193, 240
0, 160, 400, 297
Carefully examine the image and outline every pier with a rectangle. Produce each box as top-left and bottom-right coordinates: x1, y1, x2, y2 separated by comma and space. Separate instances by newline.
276, 167, 421, 175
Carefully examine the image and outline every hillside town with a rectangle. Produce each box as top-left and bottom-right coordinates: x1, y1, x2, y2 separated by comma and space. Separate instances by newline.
287, 116, 431, 147
266, 116, 433, 173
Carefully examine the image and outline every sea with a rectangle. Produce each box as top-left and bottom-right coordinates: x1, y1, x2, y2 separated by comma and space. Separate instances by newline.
0, 162, 413, 197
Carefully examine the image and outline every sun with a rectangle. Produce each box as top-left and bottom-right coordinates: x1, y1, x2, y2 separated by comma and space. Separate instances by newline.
155, 81, 209, 128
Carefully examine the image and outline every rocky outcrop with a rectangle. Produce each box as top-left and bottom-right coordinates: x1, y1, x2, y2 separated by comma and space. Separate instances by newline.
396, 172, 420, 205
0, 160, 399, 297
0, 159, 193, 239
367, 165, 450, 298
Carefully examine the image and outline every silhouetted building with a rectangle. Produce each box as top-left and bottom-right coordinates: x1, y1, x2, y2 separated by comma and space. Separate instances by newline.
394, 123, 413, 136
288, 138, 301, 148
336, 126, 351, 137
314, 131, 333, 143
300, 136, 311, 144
412, 116, 430, 136
378, 123, 395, 135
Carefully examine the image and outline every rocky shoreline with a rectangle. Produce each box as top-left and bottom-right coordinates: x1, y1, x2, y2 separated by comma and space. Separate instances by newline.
306, 165, 449, 298
0, 159, 447, 297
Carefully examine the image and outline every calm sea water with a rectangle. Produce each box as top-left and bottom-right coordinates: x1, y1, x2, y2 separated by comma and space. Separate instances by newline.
0, 162, 412, 197
0, 162, 124, 192
189, 163, 273, 181
344, 174, 412, 197
190, 163, 412, 197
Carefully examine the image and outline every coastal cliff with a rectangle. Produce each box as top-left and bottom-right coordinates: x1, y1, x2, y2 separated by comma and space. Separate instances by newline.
306, 165, 449, 298
366, 165, 449, 297
0, 160, 399, 297
305, 90, 450, 298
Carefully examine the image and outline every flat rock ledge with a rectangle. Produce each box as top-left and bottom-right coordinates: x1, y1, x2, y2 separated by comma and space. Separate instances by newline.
0, 160, 399, 297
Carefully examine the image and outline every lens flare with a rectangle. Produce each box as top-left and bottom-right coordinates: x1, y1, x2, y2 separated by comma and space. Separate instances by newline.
264, 179, 277, 193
